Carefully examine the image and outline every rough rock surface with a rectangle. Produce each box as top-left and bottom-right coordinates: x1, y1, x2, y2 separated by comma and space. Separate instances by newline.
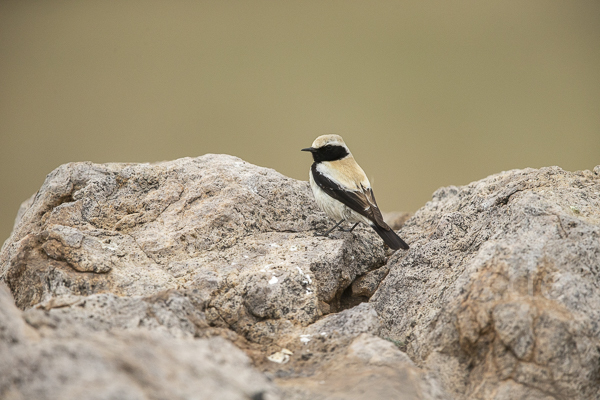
0, 155, 385, 323
372, 166, 600, 399
277, 333, 445, 400
0, 155, 437, 400
3, 155, 598, 400
0, 283, 279, 400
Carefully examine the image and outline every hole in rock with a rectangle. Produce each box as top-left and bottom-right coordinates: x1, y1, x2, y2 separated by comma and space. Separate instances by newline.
338, 284, 369, 312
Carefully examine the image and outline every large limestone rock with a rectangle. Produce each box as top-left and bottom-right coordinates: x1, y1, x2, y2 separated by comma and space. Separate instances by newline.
3, 154, 598, 400
372, 166, 600, 399
0, 154, 437, 400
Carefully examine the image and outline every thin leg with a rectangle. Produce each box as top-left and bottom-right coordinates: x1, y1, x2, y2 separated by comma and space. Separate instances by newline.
315, 220, 345, 237
339, 222, 359, 232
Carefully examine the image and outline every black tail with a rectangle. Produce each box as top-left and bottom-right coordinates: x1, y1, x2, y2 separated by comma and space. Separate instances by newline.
370, 224, 409, 250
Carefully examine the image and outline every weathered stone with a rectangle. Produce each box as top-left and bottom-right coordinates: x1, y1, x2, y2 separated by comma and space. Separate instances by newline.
276, 333, 445, 400
7, 155, 598, 399
0, 155, 385, 329
492, 301, 535, 360
41, 224, 114, 273
0, 283, 38, 345
1, 155, 424, 400
351, 265, 389, 297
257, 303, 382, 377
23, 290, 209, 339
372, 166, 600, 399
0, 283, 279, 400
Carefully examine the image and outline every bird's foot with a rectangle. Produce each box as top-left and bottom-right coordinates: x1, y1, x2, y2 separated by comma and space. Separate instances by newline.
338, 223, 359, 232
315, 220, 344, 237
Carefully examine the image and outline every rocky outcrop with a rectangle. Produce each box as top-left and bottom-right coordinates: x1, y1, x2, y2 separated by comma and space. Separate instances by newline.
2, 155, 599, 399
0, 155, 435, 400
0, 155, 386, 322
372, 166, 600, 399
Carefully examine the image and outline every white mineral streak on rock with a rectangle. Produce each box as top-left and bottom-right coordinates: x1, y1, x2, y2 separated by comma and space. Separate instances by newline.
260, 264, 273, 272
101, 240, 118, 252
267, 348, 293, 364
295, 266, 312, 284
300, 334, 312, 345
268, 276, 278, 285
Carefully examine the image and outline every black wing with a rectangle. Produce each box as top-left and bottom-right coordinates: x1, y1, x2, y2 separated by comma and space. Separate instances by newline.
311, 163, 388, 229
311, 164, 409, 250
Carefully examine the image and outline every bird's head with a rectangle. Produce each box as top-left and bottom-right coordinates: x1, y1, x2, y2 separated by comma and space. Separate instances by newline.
301, 134, 351, 162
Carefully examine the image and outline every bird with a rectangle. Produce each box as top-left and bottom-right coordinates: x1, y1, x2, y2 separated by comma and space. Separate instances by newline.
302, 134, 409, 250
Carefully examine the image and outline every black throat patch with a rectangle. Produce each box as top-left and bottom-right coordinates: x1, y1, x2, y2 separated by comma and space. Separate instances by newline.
311, 144, 349, 162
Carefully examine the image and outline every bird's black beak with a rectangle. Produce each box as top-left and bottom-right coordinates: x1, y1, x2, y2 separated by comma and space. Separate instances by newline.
301, 147, 316, 152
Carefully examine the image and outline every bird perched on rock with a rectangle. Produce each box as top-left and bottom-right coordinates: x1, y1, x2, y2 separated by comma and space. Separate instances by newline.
302, 134, 409, 250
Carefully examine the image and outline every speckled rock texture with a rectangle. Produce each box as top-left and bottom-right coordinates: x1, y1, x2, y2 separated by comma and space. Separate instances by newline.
0, 154, 432, 400
4, 156, 597, 400
0, 155, 386, 323
0, 283, 279, 400
372, 166, 600, 400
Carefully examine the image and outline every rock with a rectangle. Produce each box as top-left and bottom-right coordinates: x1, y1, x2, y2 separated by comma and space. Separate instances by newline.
2, 155, 438, 399
0, 155, 385, 326
276, 333, 445, 400
23, 290, 209, 339
0, 282, 279, 400
372, 166, 600, 399
259, 303, 384, 377
41, 224, 115, 273
0, 283, 38, 345
10, 155, 598, 399
351, 265, 389, 298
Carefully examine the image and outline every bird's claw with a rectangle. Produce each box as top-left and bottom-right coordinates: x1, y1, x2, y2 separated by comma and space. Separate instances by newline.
338, 223, 359, 232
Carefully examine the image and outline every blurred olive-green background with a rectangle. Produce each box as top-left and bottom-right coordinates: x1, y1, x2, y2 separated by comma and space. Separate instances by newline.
1, 1, 599, 244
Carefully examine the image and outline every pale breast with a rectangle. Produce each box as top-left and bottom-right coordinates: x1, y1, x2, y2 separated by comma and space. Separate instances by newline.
309, 171, 350, 222
309, 170, 371, 225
